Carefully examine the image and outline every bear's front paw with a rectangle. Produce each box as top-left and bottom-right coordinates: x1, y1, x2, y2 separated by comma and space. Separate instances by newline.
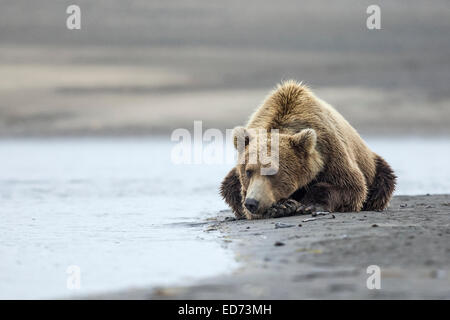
265, 199, 307, 218
234, 211, 246, 220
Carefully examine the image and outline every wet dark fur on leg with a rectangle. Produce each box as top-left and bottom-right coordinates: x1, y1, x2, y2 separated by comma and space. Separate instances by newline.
220, 168, 245, 218
362, 155, 397, 211
300, 182, 363, 212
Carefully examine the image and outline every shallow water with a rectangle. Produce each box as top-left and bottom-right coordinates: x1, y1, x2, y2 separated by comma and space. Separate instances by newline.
0, 137, 449, 299
0, 138, 236, 299
367, 137, 450, 195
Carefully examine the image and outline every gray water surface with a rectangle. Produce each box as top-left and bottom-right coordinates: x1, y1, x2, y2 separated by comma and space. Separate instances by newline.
0, 138, 236, 299
1, 137, 449, 299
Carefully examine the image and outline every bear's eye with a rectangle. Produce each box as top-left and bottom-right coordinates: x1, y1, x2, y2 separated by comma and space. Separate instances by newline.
245, 169, 253, 178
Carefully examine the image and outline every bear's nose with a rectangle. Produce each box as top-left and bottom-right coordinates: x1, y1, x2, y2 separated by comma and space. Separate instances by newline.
244, 198, 259, 213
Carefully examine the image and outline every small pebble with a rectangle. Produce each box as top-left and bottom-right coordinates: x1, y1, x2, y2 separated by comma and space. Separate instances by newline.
274, 241, 285, 246
275, 222, 295, 229
312, 211, 330, 217
372, 224, 379, 227
302, 215, 335, 222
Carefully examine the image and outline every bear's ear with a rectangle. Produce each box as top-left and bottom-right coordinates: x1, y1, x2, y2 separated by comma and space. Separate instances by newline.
290, 128, 317, 154
232, 126, 251, 150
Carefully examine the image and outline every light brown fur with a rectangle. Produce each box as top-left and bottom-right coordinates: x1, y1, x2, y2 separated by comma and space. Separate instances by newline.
221, 80, 396, 219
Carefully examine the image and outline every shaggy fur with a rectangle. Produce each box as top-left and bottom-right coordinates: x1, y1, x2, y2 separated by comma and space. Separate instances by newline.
221, 80, 396, 218
362, 155, 397, 211
220, 167, 245, 219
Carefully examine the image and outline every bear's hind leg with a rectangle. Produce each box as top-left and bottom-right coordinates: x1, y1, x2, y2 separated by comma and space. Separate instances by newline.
301, 181, 367, 212
220, 167, 245, 219
363, 155, 397, 211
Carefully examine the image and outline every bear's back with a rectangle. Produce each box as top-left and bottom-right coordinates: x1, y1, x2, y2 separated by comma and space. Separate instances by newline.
246, 80, 377, 185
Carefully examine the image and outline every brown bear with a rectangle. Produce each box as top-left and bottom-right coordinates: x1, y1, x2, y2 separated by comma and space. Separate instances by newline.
220, 80, 396, 219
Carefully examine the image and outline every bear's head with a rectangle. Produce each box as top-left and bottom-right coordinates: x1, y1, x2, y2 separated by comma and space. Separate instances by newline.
233, 126, 323, 219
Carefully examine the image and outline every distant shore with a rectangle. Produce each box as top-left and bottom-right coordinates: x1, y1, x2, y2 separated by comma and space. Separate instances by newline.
92, 194, 450, 299
2, 45, 450, 138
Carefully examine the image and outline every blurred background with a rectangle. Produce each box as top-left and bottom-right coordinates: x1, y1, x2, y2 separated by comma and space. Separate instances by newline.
1, 0, 449, 136
1, 0, 450, 299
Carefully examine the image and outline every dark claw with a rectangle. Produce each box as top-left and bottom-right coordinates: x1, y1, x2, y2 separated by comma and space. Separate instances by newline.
304, 205, 314, 214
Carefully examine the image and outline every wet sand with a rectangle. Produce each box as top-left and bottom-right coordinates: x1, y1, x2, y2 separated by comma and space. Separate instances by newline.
94, 195, 450, 299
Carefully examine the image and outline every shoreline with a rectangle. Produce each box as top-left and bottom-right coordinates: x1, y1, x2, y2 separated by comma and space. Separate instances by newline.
93, 194, 450, 299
